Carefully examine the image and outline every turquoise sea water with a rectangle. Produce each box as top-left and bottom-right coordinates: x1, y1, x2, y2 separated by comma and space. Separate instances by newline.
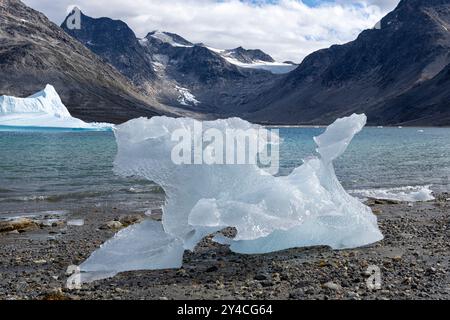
0, 126, 449, 217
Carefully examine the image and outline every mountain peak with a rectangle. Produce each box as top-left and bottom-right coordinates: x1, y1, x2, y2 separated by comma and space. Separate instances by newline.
224, 47, 275, 63
0, 0, 170, 123
146, 30, 193, 47
61, 11, 157, 83
244, 0, 450, 125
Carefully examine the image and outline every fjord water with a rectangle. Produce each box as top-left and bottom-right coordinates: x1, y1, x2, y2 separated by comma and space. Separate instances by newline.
0, 128, 165, 218
0, 126, 449, 217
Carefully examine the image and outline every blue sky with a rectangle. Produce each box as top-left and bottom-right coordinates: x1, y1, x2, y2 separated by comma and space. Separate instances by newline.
302, 0, 330, 6
23, 0, 400, 62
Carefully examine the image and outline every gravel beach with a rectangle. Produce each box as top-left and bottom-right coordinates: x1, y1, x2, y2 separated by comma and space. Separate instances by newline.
0, 194, 449, 300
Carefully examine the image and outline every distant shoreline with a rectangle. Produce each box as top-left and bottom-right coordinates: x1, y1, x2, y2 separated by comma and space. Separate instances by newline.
263, 124, 450, 129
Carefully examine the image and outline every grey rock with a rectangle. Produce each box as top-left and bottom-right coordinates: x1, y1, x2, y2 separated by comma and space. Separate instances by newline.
323, 281, 342, 291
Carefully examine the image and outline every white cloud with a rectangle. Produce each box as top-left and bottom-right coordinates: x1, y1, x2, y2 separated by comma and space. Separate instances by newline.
23, 0, 400, 62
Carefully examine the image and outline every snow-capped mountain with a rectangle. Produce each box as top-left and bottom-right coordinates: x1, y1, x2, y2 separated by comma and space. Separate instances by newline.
0, 0, 176, 124
61, 12, 157, 86
145, 31, 194, 48
57, 0, 450, 125
140, 31, 296, 74
243, 0, 450, 126
62, 13, 284, 114
223, 46, 275, 64
206, 46, 297, 74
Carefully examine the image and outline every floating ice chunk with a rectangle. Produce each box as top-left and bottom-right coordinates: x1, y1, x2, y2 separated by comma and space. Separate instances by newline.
350, 185, 435, 202
0, 84, 71, 118
0, 85, 112, 130
75, 114, 383, 283
67, 219, 85, 227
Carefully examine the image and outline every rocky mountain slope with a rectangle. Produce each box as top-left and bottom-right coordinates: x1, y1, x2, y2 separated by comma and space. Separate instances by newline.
7, 0, 448, 126
61, 12, 157, 87
62, 0, 450, 126
244, 0, 450, 125
0, 0, 178, 124
369, 62, 450, 125
62, 15, 290, 116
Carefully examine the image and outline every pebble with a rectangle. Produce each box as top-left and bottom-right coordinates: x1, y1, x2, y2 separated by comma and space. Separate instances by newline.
323, 281, 341, 291
101, 221, 123, 230
254, 274, 268, 281
119, 215, 143, 227
260, 281, 274, 287
1, 192, 449, 300
0, 218, 37, 233
347, 291, 359, 298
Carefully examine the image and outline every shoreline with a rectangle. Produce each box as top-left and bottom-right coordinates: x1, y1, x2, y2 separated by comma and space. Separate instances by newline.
0, 195, 449, 300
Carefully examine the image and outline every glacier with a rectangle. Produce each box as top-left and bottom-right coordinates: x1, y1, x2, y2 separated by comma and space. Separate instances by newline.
206, 46, 297, 74
70, 114, 384, 285
0, 85, 112, 130
222, 57, 298, 74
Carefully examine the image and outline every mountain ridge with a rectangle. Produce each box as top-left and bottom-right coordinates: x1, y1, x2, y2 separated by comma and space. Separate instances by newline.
0, 0, 182, 124
243, 0, 450, 125
62, 11, 285, 115
4, 0, 450, 126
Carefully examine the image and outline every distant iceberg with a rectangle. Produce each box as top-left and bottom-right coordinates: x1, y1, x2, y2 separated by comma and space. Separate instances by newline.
69, 114, 384, 285
0, 85, 112, 130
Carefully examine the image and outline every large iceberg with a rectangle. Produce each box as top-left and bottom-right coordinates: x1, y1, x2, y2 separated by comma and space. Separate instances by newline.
70, 114, 383, 284
0, 85, 112, 130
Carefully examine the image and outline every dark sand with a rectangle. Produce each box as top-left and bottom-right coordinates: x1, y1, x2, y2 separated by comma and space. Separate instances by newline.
0, 194, 449, 300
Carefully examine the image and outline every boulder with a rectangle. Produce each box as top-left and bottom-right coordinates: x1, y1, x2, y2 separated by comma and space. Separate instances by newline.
0, 218, 38, 233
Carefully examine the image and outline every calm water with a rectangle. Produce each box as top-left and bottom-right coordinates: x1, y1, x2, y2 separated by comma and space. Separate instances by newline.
1, 126, 449, 217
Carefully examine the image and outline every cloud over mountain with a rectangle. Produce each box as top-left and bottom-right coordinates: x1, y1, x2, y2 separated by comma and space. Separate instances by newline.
23, 0, 400, 62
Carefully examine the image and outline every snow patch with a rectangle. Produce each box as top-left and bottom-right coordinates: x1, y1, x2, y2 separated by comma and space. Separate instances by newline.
207, 46, 296, 74
223, 57, 298, 74
138, 38, 148, 46
149, 31, 193, 48
0, 85, 112, 130
206, 46, 226, 54
72, 114, 383, 283
175, 86, 200, 106
151, 54, 169, 75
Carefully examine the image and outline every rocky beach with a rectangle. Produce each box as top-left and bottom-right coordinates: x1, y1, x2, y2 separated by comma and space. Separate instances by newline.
0, 194, 448, 300
1, 0, 450, 305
